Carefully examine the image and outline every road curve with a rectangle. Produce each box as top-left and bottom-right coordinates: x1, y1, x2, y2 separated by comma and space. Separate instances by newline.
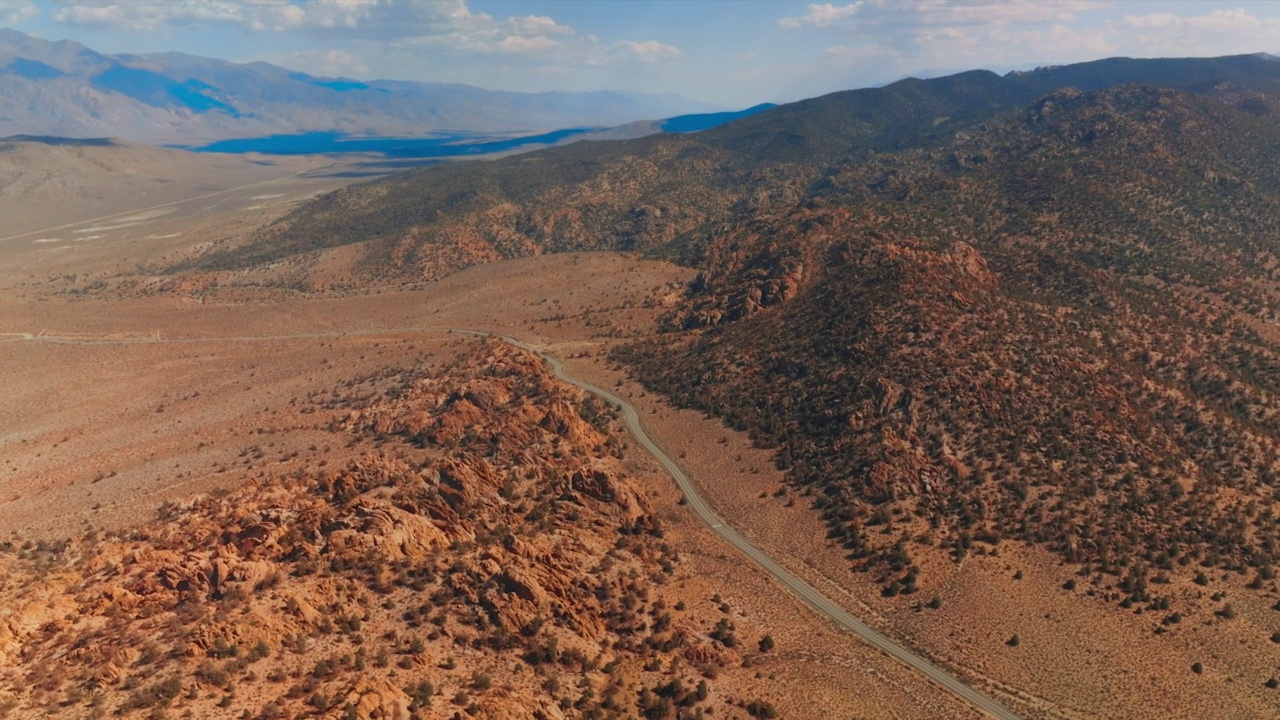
482, 331, 1025, 720
9, 325, 1023, 719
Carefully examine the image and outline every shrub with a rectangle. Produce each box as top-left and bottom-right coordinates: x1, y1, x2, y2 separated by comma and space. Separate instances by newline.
196, 660, 230, 688
408, 681, 434, 709
250, 640, 271, 660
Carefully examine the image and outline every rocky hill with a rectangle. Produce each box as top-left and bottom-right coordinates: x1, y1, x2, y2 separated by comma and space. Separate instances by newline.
177, 54, 1280, 286
171, 51, 1280, 626
0, 340, 770, 719
623, 84, 1280, 609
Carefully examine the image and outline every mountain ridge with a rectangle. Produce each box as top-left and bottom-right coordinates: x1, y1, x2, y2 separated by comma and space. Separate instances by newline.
172, 53, 1280, 283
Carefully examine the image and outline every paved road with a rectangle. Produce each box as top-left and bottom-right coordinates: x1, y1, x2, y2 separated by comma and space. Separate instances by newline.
8, 325, 1024, 719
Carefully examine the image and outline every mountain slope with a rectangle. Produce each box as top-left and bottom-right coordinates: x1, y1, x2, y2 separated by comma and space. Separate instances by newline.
627, 86, 1280, 596
178, 53, 1280, 285
174, 54, 1280, 626
0, 29, 718, 143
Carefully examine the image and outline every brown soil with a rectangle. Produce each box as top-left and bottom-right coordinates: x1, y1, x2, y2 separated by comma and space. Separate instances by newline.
4, 154, 1278, 718
0, 242, 977, 718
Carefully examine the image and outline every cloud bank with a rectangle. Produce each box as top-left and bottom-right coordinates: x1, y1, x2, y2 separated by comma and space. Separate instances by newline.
47, 0, 682, 74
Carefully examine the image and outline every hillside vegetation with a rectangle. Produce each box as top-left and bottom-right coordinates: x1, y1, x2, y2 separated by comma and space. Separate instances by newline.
625, 85, 1280, 608
178, 54, 1280, 283
174, 53, 1280, 622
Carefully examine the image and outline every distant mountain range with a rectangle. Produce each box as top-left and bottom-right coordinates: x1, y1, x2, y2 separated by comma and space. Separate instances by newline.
0, 29, 720, 144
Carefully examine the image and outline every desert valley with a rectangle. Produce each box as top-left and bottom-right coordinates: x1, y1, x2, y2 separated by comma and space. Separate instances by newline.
0, 142, 980, 720
5, 8, 1280, 720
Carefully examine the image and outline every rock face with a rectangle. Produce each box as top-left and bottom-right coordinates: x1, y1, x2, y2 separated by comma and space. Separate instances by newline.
0, 340, 735, 719
331, 679, 411, 720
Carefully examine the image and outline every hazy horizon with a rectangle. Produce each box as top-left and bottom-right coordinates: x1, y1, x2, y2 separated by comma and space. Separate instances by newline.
2, 0, 1279, 107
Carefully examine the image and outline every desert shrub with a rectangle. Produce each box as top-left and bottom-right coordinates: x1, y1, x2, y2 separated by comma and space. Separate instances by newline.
196, 660, 230, 688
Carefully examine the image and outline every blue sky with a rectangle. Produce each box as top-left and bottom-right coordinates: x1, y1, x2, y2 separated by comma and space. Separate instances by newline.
3, 1, 1280, 107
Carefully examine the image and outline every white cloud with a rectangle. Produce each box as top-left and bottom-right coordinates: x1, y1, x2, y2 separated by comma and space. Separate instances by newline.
779, 2, 865, 29
51, 0, 680, 72
779, 0, 1116, 80
52, 0, 426, 34
506, 15, 572, 38
53, 1, 250, 32
291, 0, 380, 30
498, 34, 560, 55
1123, 8, 1280, 56
1124, 13, 1180, 31
779, 0, 1106, 35
0, 0, 38, 25
918, 0, 1102, 27
611, 39, 682, 65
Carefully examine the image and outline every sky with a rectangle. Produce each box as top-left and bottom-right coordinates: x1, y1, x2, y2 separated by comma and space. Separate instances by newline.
3, 0, 1280, 107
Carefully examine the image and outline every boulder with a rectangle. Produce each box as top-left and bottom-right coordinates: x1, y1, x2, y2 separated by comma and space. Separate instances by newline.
329, 679, 411, 720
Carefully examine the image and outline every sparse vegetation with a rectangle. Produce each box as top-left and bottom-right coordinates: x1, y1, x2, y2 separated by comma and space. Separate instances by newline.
0, 342, 736, 718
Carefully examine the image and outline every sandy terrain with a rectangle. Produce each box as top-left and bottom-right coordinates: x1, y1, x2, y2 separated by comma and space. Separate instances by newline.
3, 152, 1278, 719
0, 140, 412, 300
0, 245, 985, 718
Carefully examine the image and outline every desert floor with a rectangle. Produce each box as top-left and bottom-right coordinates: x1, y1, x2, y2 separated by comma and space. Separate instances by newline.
2, 152, 1277, 719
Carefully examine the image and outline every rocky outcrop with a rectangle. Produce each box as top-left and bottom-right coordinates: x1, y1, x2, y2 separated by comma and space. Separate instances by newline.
0, 340, 726, 719
328, 679, 411, 720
